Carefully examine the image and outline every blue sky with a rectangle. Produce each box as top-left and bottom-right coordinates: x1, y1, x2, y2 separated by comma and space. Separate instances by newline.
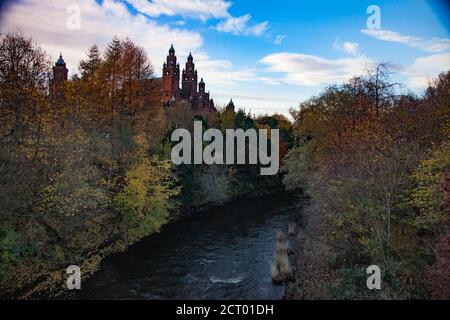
1, 0, 449, 116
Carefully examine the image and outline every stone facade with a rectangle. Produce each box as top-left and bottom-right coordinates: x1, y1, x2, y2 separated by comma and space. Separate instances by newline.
162, 45, 215, 112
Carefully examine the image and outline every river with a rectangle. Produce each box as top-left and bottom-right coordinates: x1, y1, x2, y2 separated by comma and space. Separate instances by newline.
75, 192, 303, 300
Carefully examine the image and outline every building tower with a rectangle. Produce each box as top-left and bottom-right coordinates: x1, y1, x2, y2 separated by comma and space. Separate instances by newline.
181, 52, 198, 99
162, 44, 180, 104
51, 53, 68, 98
160, 46, 216, 113
198, 77, 205, 94
52, 53, 68, 84
198, 78, 211, 110
226, 99, 235, 112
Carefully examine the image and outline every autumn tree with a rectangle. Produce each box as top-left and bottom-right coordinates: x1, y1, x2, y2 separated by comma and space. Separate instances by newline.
0, 31, 50, 146
283, 66, 450, 299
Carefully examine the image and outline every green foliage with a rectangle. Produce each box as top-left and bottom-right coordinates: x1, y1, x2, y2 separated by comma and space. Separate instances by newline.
327, 266, 380, 300
0, 226, 31, 265
40, 131, 110, 218
234, 109, 255, 130
114, 135, 179, 243
282, 144, 316, 191
198, 166, 231, 205
219, 109, 236, 129
405, 139, 450, 230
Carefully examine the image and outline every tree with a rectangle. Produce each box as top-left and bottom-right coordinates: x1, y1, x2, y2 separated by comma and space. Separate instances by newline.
79, 45, 102, 79
282, 65, 450, 298
114, 134, 179, 243
0, 31, 50, 146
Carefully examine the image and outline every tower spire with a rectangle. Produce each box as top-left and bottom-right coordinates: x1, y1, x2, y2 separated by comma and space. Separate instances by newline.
162, 44, 180, 104
181, 50, 197, 99
51, 51, 68, 98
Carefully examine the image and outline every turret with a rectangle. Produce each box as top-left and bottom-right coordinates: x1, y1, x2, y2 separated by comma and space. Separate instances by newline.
181, 52, 197, 99
51, 53, 68, 99
226, 99, 235, 112
199, 77, 205, 93
162, 45, 180, 104
52, 53, 68, 82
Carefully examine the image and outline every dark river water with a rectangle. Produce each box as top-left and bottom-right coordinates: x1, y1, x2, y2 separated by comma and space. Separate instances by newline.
75, 192, 303, 300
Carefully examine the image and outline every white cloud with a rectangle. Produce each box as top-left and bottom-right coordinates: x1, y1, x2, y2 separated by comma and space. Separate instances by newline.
125, 0, 231, 20
342, 42, 359, 55
0, 0, 203, 76
259, 52, 375, 86
127, 1, 269, 37
192, 52, 279, 86
361, 28, 450, 53
401, 53, 450, 88
333, 37, 360, 56
217, 14, 249, 34
246, 21, 269, 36
216, 14, 268, 36
274, 34, 287, 45
259, 49, 449, 92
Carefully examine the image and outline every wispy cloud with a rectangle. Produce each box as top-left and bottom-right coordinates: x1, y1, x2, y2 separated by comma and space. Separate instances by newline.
194, 52, 279, 86
361, 28, 450, 53
259, 52, 374, 86
401, 53, 450, 88
214, 92, 298, 104
125, 0, 231, 20
274, 35, 287, 45
216, 14, 268, 36
260, 49, 449, 90
333, 37, 360, 56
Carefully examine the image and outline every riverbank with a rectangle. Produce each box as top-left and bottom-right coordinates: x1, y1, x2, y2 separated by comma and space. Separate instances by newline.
282, 203, 335, 299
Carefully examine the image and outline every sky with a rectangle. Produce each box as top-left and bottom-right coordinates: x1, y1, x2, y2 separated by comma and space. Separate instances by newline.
0, 0, 449, 117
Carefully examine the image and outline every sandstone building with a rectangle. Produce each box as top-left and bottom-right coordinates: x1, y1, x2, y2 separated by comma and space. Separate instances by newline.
162, 45, 215, 112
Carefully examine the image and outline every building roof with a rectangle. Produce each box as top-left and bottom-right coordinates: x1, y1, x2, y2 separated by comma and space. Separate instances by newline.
56, 54, 65, 66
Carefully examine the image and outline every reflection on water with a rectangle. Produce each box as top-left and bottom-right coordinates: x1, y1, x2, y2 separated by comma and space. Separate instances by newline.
75, 193, 303, 300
